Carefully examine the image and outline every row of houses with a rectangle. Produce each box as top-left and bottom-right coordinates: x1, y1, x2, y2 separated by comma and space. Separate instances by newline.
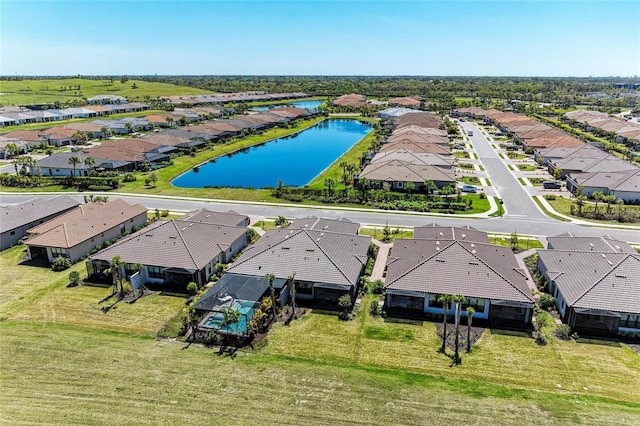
15, 107, 316, 175
3, 196, 638, 337
564, 109, 640, 146
455, 107, 640, 202
332, 94, 425, 109
357, 110, 456, 191
0, 103, 151, 127
160, 91, 308, 106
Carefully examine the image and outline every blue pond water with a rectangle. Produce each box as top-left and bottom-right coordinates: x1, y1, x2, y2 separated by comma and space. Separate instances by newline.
172, 119, 372, 188
251, 100, 323, 111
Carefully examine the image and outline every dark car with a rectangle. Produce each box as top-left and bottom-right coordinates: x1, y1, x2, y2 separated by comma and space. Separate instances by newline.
543, 181, 562, 189
461, 185, 477, 193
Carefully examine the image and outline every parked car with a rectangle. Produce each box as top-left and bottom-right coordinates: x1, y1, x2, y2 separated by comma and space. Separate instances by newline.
543, 181, 562, 189
453, 144, 464, 149
461, 185, 477, 193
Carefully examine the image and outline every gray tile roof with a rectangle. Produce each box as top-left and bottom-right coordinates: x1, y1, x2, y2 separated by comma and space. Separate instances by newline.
386, 239, 533, 303
546, 235, 635, 253
537, 250, 640, 314
178, 208, 249, 227
359, 159, 456, 184
89, 220, 247, 271
413, 223, 489, 243
227, 228, 370, 287
289, 216, 359, 235
0, 195, 80, 233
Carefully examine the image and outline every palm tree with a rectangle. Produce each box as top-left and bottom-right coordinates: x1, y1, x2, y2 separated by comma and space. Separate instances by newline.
452, 295, 465, 365
592, 191, 604, 216
287, 273, 297, 320
438, 294, 453, 353
324, 178, 336, 196
603, 194, 616, 215
6, 142, 20, 158
615, 197, 624, 217
574, 195, 587, 216
100, 127, 110, 139
424, 180, 436, 200
466, 306, 475, 353
346, 163, 357, 186
83, 156, 96, 177
68, 156, 81, 177
265, 273, 277, 319
339, 161, 348, 185
405, 181, 415, 197
107, 256, 123, 298
220, 306, 240, 334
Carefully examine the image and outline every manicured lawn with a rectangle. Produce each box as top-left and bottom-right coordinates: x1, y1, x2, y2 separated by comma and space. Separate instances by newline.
359, 227, 413, 241
264, 295, 640, 405
2, 321, 639, 425
460, 176, 481, 185
0, 78, 211, 106
546, 196, 640, 227
516, 164, 538, 171
0, 246, 185, 335
489, 234, 544, 251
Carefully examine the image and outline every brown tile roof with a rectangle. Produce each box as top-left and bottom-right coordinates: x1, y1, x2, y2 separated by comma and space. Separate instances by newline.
359, 159, 456, 183
81, 139, 163, 162
332, 94, 367, 108
388, 96, 421, 107
1, 130, 47, 142
26, 199, 147, 249
386, 239, 533, 303
178, 208, 249, 227
89, 220, 247, 270
289, 216, 359, 235
380, 141, 451, 155
413, 223, 489, 243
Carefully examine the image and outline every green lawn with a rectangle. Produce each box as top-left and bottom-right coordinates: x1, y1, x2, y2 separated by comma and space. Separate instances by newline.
489, 235, 544, 251
545, 196, 640, 227
2, 320, 639, 425
460, 176, 480, 185
0, 246, 185, 335
0, 78, 211, 106
359, 227, 413, 241
516, 164, 538, 171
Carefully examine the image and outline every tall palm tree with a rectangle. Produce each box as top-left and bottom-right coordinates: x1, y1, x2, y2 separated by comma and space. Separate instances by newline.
68, 156, 81, 177
452, 295, 465, 364
424, 180, 436, 200
438, 294, 453, 353
346, 163, 357, 186
324, 178, 335, 197
83, 156, 96, 177
287, 273, 297, 320
466, 306, 475, 353
265, 273, 277, 319
339, 161, 348, 185
592, 191, 604, 216
6, 142, 20, 158
107, 256, 123, 298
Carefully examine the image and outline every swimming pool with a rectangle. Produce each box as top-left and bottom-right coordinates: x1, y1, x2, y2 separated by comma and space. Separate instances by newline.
200, 300, 259, 334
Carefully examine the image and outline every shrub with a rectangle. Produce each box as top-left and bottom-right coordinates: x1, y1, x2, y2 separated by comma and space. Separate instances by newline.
478, 192, 487, 199
369, 300, 380, 316
186, 282, 198, 295
553, 324, 573, 340
533, 330, 547, 346
539, 294, 556, 311
544, 194, 556, 200
338, 294, 352, 321
122, 173, 136, 182
68, 270, 81, 286
51, 256, 72, 271
369, 279, 385, 295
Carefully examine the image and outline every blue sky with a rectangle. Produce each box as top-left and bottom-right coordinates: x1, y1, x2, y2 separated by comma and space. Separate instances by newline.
1, 1, 639, 76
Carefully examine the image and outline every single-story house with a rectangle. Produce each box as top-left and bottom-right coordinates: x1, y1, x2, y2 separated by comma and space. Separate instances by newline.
36, 152, 111, 177
537, 235, 640, 337
25, 198, 148, 263
226, 225, 371, 310
565, 170, 640, 202
288, 216, 360, 235
0, 195, 80, 250
357, 159, 456, 191
87, 216, 248, 290
384, 225, 534, 328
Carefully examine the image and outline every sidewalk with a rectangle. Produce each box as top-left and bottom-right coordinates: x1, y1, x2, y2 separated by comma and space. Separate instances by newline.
369, 239, 393, 283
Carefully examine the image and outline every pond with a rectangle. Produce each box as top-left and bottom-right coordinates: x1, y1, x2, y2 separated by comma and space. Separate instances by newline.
171, 119, 372, 189
251, 99, 323, 112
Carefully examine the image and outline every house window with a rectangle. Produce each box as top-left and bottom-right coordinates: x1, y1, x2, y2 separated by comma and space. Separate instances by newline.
10, 231, 15, 235
120, 223, 126, 234
295, 281, 313, 295
428, 294, 443, 308
51, 247, 69, 258
620, 314, 639, 329
462, 298, 486, 312
147, 266, 162, 279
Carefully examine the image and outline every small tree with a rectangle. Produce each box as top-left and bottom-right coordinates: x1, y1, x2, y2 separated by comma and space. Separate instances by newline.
287, 273, 297, 320
51, 256, 72, 272
510, 231, 519, 251
438, 294, 452, 353
324, 178, 336, 196
149, 171, 158, 188
382, 221, 391, 242
68, 156, 81, 177
452, 295, 465, 365
265, 273, 278, 319
186, 282, 198, 295
465, 306, 475, 352
338, 294, 352, 320
68, 270, 81, 286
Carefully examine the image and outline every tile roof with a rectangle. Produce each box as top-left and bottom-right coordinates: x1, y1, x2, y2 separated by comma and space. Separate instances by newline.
289, 216, 360, 235
178, 208, 249, 227
0, 195, 80, 233
537, 250, 640, 314
26, 199, 147, 249
89, 220, 247, 271
359, 159, 456, 183
370, 150, 452, 168
385, 239, 533, 303
227, 228, 370, 287
413, 223, 489, 243
546, 234, 635, 253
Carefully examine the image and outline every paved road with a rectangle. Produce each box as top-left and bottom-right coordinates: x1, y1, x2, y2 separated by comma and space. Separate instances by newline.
460, 121, 548, 220
2, 193, 639, 243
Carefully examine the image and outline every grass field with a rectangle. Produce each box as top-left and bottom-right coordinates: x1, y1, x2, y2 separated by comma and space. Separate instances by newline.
0, 78, 212, 106
359, 226, 413, 241
489, 234, 544, 251
546, 196, 640, 227
2, 320, 638, 425
1, 243, 639, 424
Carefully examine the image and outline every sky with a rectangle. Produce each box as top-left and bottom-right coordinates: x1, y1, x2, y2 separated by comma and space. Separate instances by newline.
1, 0, 639, 77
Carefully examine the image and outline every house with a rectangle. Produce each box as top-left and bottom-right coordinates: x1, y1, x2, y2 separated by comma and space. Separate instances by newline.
225, 226, 371, 310
86, 215, 249, 290
178, 208, 250, 227
40, 127, 76, 146
86, 94, 127, 104
25, 199, 148, 264
288, 216, 360, 235
36, 152, 111, 177
566, 170, 640, 202
537, 234, 640, 337
81, 139, 173, 170
64, 122, 108, 139
357, 159, 456, 190
0, 195, 80, 250
384, 224, 534, 328
0, 136, 29, 159
2, 130, 47, 148
333, 94, 367, 108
